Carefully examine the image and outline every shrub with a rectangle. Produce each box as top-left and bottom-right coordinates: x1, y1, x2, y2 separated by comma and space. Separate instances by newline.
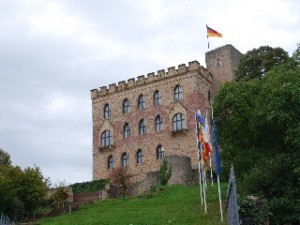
70, 179, 109, 193
239, 196, 271, 225
52, 186, 69, 208
159, 159, 172, 185
108, 167, 132, 197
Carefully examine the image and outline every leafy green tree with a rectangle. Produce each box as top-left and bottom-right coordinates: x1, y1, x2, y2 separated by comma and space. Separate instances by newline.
240, 154, 300, 225
0, 148, 12, 166
0, 164, 25, 220
0, 149, 50, 220
215, 57, 300, 175
17, 166, 50, 217
292, 43, 300, 64
234, 46, 289, 81
214, 46, 300, 224
256, 59, 300, 151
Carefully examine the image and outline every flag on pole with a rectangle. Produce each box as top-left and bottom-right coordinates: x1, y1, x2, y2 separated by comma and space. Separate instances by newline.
212, 119, 222, 175
195, 110, 208, 213
206, 25, 223, 38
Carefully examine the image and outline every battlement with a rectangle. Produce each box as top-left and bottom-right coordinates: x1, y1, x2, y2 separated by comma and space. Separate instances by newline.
91, 61, 210, 99
205, 44, 241, 57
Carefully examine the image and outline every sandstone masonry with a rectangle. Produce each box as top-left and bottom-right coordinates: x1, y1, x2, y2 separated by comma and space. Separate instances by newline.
91, 44, 242, 190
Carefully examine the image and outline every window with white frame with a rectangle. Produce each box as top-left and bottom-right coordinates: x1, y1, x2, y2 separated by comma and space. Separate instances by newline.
122, 153, 129, 167
156, 145, 164, 160
138, 94, 146, 110
123, 123, 131, 139
154, 90, 162, 106
155, 115, 163, 132
139, 119, 147, 135
123, 99, 131, 113
172, 113, 185, 131
101, 130, 112, 146
136, 149, 144, 164
104, 103, 111, 119
107, 155, 115, 169
174, 85, 183, 101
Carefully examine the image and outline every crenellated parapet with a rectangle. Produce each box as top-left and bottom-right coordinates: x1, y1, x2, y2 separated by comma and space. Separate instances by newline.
91, 60, 211, 99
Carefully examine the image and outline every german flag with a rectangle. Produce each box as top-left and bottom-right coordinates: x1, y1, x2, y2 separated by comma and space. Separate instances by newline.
206, 25, 223, 38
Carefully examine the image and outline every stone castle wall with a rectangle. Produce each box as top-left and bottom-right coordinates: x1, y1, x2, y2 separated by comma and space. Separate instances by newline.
91, 44, 241, 195
166, 155, 192, 185
91, 61, 212, 187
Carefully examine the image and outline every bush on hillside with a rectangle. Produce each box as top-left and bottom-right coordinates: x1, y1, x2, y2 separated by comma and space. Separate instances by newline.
70, 179, 109, 193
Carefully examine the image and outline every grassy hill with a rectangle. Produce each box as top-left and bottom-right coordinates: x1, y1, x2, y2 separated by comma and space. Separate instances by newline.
35, 184, 228, 225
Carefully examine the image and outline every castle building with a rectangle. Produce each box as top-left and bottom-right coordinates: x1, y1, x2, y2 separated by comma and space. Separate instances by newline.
90, 44, 242, 187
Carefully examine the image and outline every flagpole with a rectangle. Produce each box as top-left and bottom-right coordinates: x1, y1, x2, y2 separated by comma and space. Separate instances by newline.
201, 159, 207, 214
210, 156, 213, 186
212, 106, 223, 222
206, 108, 214, 186
217, 175, 224, 222
202, 110, 208, 213
197, 110, 208, 213
198, 159, 203, 205
196, 110, 203, 205
206, 24, 210, 50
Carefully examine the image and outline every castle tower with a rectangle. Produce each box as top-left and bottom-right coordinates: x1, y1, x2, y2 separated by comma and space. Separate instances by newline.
205, 44, 242, 98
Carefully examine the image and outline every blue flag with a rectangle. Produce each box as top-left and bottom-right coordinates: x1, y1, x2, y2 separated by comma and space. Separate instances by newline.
213, 119, 222, 175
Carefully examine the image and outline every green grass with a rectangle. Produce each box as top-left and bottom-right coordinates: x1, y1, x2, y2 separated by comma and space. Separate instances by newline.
35, 184, 228, 225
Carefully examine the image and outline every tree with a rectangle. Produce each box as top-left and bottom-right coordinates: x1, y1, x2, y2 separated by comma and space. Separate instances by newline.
0, 155, 50, 220
214, 47, 300, 224
234, 46, 289, 81
0, 148, 12, 166
292, 43, 300, 64
19, 166, 50, 217
215, 57, 300, 175
0, 149, 50, 220
108, 167, 132, 197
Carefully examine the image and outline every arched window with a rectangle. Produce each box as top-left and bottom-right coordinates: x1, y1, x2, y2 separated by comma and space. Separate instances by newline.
107, 155, 115, 169
123, 123, 131, 139
155, 115, 163, 132
156, 145, 164, 160
101, 130, 112, 146
136, 149, 144, 164
174, 85, 183, 101
123, 99, 131, 113
139, 119, 147, 135
121, 153, 129, 167
138, 95, 146, 110
104, 103, 111, 119
153, 90, 161, 106
172, 113, 185, 131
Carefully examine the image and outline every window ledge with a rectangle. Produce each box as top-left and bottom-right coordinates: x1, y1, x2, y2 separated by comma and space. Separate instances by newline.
99, 145, 115, 151
171, 128, 188, 135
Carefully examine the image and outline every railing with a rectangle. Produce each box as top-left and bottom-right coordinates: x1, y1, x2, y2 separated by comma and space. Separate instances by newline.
226, 166, 241, 225
0, 213, 15, 225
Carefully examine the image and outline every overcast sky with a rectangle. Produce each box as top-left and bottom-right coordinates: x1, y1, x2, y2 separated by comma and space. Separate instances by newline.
0, 0, 299, 185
